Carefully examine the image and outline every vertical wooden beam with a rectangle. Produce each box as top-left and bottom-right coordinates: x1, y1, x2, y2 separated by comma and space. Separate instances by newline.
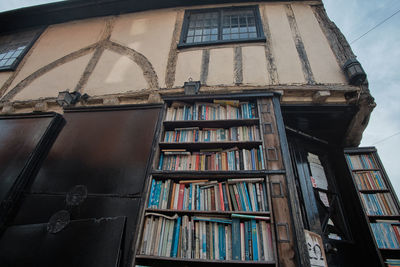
259, 5, 279, 85
285, 4, 315, 85
273, 95, 311, 267
234, 46, 243, 85
259, 96, 306, 267
200, 49, 210, 84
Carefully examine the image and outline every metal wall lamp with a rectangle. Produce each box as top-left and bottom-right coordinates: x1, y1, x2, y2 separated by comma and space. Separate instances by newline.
184, 79, 201, 95
56, 91, 89, 107
343, 58, 367, 86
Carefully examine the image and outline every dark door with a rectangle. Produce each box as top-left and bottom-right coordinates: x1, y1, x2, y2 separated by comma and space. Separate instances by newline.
288, 134, 354, 266
0, 105, 162, 267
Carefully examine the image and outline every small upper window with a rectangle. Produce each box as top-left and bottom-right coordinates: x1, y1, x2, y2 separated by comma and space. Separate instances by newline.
179, 6, 265, 47
0, 28, 43, 71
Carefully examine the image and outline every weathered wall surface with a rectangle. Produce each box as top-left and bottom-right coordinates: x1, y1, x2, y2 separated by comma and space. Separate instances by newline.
0, 1, 358, 108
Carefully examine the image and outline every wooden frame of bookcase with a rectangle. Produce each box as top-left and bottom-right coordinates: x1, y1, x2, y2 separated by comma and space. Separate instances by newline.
344, 147, 400, 266
133, 92, 305, 267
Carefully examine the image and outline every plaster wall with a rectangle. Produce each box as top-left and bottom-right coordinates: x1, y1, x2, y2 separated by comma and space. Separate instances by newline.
291, 4, 346, 83
111, 9, 177, 88
84, 50, 148, 95
242, 46, 269, 85
207, 48, 234, 86
264, 4, 305, 84
7, 18, 105, 94
0, 72, 11, 88
14, 53, 93, 101
1, 1, 351, 103
174, 50, 202, 87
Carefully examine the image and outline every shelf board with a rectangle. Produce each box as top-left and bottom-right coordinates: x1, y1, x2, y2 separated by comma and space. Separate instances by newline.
151, 170, 285, 178
159, 141, 262, 150
368, 215, 400, 220
163, 119, 260, 129
359, 189, 389, 193
351, 168, 380, 172
135, 254, 276, 265
145, 208, 271, 217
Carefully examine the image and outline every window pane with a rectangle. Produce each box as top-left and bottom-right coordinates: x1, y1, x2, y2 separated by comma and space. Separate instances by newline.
182, 8, 261, 45
0, 29, 40, 69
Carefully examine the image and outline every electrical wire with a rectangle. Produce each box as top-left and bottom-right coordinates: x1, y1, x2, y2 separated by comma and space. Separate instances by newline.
350, 8, 400, 44
372, 131, 400, 145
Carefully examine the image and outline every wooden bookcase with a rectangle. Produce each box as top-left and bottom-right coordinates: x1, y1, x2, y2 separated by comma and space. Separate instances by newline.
134, 93, 298, 267
344, 147, 400, 266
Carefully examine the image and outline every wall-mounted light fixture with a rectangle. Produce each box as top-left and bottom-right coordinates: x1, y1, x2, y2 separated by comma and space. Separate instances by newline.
184, 78, 201, 95
56, 90, 81, 107
343, 58, 367, 86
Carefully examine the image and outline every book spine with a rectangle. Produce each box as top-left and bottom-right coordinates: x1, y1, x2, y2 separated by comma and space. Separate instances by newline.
251, 219, 259, 261
171, 216, 181, 257
232, 218, 241, 260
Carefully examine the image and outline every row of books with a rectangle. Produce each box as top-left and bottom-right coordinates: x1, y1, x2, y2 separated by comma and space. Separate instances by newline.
165, 101, 257, 121
370, 221, 400, 249
360, 192, 399, 216
148, 178, 269, 212
386, 259, 400, 267
354, 171, 386, 190
346, 154, 377, 170
140, 214, 274, 261
163, 125, 261, 143
158, 147, 265, 171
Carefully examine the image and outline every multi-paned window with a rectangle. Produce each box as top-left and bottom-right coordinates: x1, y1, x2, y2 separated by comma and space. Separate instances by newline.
179, 6, 265, 47
0, 28, 43, 71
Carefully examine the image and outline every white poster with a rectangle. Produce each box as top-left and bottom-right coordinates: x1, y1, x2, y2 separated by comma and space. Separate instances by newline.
305, 230, 328, 267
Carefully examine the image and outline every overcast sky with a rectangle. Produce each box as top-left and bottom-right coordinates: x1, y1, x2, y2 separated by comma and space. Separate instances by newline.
324, 0, 400, 197
0, 1, 399, 196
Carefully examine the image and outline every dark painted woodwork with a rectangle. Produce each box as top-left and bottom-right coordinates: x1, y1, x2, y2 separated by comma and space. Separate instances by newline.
30, 107, 160, 195
281, 104, 357, 145
0, 113, 63, 229
0, 217, 126, 267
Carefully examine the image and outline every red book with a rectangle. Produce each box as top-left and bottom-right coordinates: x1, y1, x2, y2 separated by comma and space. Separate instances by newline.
195, 154, 200, 170
177, 184, 185, 210
218, 183, 225, 211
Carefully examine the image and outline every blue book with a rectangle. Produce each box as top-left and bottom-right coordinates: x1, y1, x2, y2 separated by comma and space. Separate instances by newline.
219, 224, 225, 259
243, 182, 253, 211
248, 103, 252, 118
154, 181, 162, 208
171, 216, 182, 257
158, 153, 164, 170
259, 145, 265, 169
251, 149, 256, 170
196, 185, 201, 210
232, 219, 241, 260
244, 221, 250, 260
251, 220, 258, 261
237, 183, 247, 211
188, 183, 193, 210
252, 183, 259, 211
148, 179, 156, 207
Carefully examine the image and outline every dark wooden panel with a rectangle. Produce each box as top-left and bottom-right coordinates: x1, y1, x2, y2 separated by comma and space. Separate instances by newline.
0, 217, 125, 267
30, 108, 160, 195
0, 115, 54, 202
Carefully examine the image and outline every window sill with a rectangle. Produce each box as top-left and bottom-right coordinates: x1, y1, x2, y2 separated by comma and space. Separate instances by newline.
177, 37, 266, 49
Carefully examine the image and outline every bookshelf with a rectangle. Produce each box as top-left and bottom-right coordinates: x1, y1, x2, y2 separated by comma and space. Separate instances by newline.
135, 94, 285, 266
344, 147, 400, 266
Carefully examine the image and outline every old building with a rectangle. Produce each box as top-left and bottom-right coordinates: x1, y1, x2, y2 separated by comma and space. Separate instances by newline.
0, 0, 396, 267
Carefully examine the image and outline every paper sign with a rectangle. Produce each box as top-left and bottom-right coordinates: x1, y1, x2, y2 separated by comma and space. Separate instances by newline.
305, 230, 328, 267
309, 162, 328, 190
318, 192, 330, 207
